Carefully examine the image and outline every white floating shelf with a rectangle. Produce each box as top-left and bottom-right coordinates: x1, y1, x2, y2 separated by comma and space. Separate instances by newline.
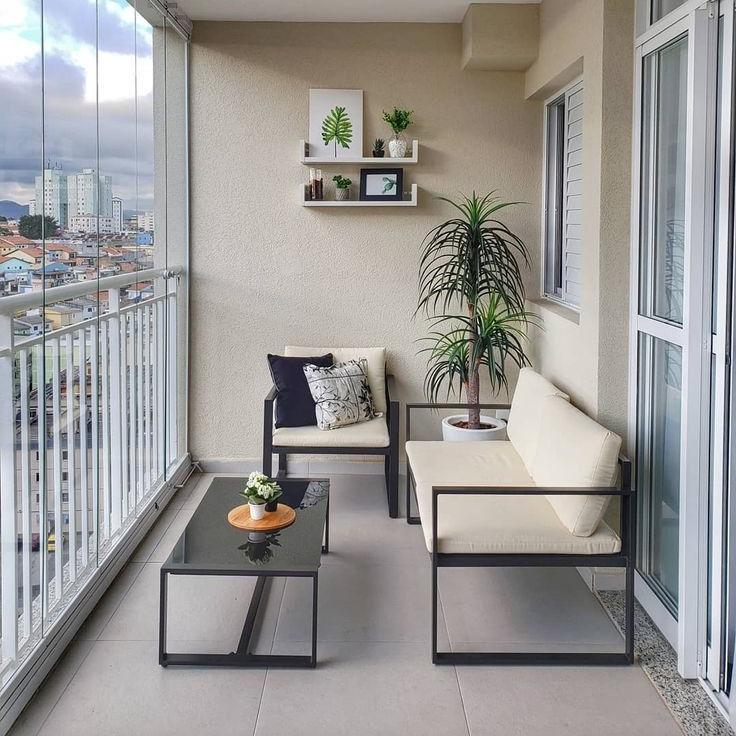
303, 183, 418, 207
299, 140, 419, 165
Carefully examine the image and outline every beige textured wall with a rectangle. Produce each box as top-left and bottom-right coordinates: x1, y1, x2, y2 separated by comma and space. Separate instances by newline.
188, 22, 543, 460
524, 0, 633, 441
462, 3, 539, 71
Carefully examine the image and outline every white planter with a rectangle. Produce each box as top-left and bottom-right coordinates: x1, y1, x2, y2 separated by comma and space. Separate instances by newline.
388, 136, 408, 158
249, 502, 266, 520
441, 415, 507, 442
335, 187, 350, 201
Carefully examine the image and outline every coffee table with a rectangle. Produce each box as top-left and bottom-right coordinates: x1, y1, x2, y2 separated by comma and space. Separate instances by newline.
159, 476, 329, 669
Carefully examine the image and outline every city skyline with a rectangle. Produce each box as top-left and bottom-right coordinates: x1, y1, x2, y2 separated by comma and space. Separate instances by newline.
0, 0, 156, 211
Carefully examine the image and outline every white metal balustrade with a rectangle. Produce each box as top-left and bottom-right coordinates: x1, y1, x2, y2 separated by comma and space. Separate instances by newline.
0, 267, 180, 684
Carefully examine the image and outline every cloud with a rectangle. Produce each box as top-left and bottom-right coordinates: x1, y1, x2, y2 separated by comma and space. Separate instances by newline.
0, 0, 156, 210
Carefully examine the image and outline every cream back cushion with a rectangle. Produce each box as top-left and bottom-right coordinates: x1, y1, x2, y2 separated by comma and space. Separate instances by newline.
530, 395, 622, 537
285, 346, 387, 413
507, 368, 569, 470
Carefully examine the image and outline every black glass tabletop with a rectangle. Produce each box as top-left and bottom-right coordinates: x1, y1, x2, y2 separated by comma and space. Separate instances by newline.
162, 476, 329, 574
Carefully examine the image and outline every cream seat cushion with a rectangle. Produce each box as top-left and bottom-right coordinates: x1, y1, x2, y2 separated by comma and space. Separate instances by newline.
284, 346, 387, 413
405, 440, 621, 555
506, 367, 569, 470
531, 395, 622, 537
273, 416, 389, 448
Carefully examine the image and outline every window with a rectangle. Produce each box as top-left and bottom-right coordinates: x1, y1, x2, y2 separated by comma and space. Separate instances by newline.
651, 0, 687, 24
543, 79, 583, 309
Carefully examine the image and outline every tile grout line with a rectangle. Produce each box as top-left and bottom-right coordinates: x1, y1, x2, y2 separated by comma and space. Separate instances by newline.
253, 579, 288, 736
438, 582, 472, 736
85, 562, 147, 641
137, 471, 206, 562
28, 639, 98, 736
22, 475, 207, 733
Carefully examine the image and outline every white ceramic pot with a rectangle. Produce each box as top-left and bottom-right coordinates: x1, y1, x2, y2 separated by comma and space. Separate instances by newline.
249, 501, 266, 520
388, 136, 408, 158
335, 187, 350, 201
441, 415, 507, 442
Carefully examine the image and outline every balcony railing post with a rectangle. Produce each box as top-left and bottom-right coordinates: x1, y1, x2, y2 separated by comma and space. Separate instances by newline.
166, 274, 178, 468
0, 313, 18, 664
108, 288, 122, 536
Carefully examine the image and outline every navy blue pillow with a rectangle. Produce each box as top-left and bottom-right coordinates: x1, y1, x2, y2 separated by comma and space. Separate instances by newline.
267, 353, 333, 428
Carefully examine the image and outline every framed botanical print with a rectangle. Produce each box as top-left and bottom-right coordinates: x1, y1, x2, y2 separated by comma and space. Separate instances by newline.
359, 168, 404, 202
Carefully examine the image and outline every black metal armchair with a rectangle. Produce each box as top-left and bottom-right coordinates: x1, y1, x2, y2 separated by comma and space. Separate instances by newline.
263, 374, 400, 517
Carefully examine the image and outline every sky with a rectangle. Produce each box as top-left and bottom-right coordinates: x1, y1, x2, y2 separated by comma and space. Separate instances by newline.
0, 0, 156, 212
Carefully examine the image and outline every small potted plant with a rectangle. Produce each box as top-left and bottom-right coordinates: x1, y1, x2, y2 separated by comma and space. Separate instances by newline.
382, 107, 413, 158
240, 472, 282, 519
332, 174, 352, 201
372, 138, 385, 158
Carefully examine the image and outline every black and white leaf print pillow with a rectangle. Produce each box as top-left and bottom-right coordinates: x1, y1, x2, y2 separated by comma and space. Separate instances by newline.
302, 359, 381, 430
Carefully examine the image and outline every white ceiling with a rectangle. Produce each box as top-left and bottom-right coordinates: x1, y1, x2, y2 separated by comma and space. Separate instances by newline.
174, 0, 539, 24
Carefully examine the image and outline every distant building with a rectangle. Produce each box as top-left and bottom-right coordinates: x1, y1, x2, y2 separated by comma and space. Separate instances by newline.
68, 215, 118, 234
112, 197, 123, 233
8, 247, 44, 265
46, 243, 78, 261
0, 257, 32, 274
138, 212, 154, 232
14, 315, 48, 337
0, 235, 35, 255
28, 199, 36, 216
68, 169, 113, 220
136, 232, 153, 246
34, 167, 68, 228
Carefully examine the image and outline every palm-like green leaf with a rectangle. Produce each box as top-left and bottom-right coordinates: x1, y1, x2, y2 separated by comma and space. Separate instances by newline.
321, 106, 353, 156
418, 294, 540, 403
417, 192, 530, 317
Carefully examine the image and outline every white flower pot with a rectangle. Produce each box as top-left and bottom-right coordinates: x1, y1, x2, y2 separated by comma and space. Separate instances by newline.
388, 136, 408, 158
249, 502, 266, 520
441, 415, 507, 442
335, 187, 350, 201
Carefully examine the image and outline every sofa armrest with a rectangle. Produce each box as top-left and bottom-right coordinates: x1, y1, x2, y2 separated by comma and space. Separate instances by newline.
263, 384, 277, 437
386, 374, 399, 411
405, 400, 512, 441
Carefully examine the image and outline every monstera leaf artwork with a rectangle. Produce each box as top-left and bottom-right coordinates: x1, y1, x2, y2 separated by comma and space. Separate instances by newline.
382, 176, 396, 194
321, 106, 353, 156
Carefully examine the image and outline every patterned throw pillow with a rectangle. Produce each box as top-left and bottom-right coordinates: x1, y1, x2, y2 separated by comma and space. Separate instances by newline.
302, 359, 381, 430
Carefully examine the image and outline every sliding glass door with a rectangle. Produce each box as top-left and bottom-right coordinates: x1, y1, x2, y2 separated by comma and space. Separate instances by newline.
633, 0, 736, 718
636, 31, 689, 617
706, 0, 736, 704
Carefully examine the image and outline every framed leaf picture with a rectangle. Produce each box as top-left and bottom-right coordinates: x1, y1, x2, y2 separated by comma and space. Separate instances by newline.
308, 89, 363, 158
359, 168, 404, 202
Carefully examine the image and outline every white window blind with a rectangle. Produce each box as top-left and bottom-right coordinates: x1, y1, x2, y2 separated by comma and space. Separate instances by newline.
562, 81, 583, 306
543, 78, 583, 308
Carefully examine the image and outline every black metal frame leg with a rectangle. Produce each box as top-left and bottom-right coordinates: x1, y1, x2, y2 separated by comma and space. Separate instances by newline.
159, 572, 319, 668
322, 495, 330, 554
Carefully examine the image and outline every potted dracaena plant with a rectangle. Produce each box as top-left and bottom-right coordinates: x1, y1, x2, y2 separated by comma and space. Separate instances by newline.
240, 472, 282, 519
417, 192, 538, 441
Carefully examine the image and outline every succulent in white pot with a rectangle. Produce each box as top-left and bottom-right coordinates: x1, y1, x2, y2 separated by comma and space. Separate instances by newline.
382, 107, 413, 158
417, 192, 539, 441
240, 472, 282, 519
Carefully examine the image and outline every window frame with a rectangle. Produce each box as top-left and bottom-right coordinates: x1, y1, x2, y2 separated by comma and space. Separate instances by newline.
541, 76, 584, 311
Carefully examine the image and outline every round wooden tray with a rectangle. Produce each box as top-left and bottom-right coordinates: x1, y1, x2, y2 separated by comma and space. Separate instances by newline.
227, 503, 296, 532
